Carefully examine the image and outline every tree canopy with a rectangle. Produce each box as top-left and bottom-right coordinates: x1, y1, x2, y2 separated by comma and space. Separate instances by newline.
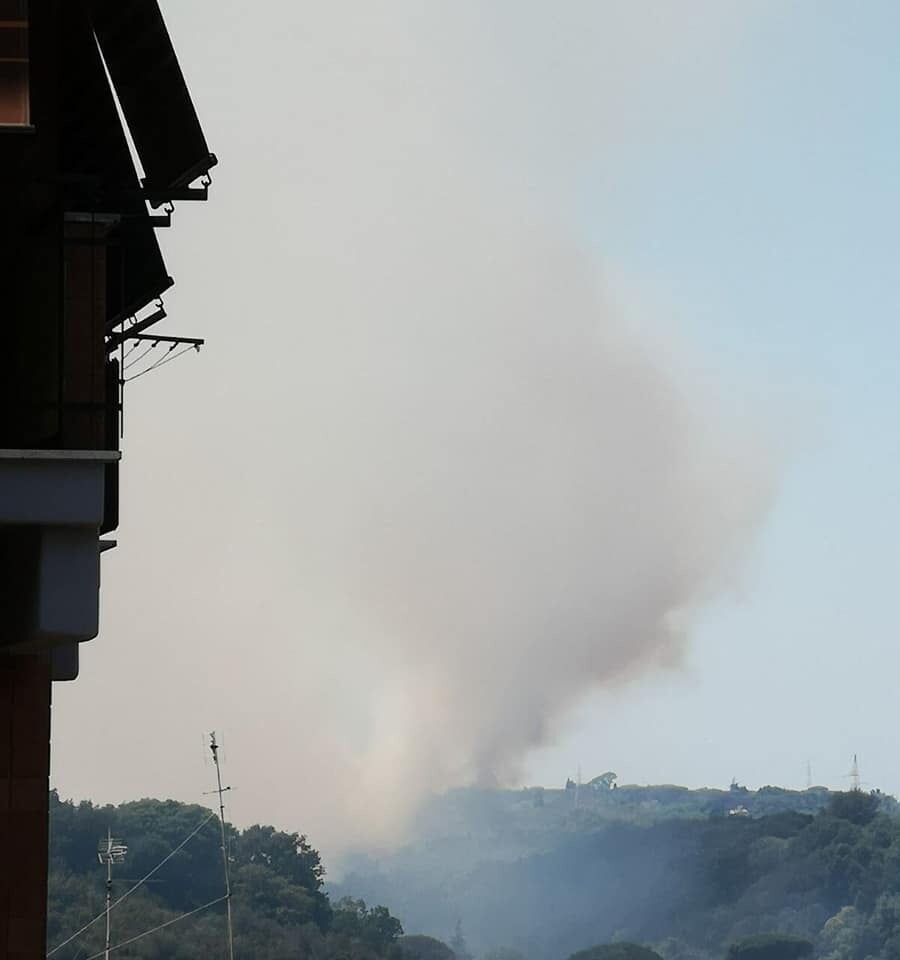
47, 791, 402, 960
48, 785, 900, 960
397, 934, 457, 960
335, 787, 900, 960
726, 935, 814, 960
567, 945, 663, 960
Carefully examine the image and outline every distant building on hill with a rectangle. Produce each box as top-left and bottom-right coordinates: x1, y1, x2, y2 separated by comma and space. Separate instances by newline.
589, 771, 618, 791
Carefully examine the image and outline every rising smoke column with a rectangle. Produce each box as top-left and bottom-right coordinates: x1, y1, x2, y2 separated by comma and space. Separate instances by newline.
52, 1, 775, 856
262, 3, 774, 850
299, 201, 772, 844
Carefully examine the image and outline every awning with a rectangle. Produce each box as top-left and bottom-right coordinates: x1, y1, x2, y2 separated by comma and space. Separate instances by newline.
61, 0, 173, 326
88, 0, 217, 195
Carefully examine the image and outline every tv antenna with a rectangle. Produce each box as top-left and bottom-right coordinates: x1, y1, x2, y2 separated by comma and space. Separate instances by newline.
97, 829, 127, 960
209, 731, 235, 960
806, 760, 812, 789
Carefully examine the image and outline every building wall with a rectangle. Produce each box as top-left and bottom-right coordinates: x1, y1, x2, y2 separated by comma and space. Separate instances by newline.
0, 0, 63, 449
0, 656, 51, 959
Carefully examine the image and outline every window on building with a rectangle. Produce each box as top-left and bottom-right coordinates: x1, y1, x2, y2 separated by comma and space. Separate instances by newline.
0, 0, 28, 126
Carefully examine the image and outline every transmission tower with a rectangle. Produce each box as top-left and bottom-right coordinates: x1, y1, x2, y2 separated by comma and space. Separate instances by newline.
850, 754, 861, 791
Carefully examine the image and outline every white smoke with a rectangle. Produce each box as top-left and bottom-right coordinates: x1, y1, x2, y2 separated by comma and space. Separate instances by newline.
291, 196, 773, 845
52, 0, 776, 860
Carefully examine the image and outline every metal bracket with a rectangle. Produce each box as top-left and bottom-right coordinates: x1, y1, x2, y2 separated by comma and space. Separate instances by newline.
106, 301, 167, 349
149, 201, 175, 228
118, 200, 174, 227
144, 173, 213, 208
117, 334, 205, 347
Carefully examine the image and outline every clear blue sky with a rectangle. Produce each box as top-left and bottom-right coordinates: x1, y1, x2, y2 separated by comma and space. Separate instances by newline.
529, 0, 900, 793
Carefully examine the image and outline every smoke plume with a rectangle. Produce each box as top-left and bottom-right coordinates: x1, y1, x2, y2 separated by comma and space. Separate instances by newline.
52, 0, 775, 859
297, 208, 773, 845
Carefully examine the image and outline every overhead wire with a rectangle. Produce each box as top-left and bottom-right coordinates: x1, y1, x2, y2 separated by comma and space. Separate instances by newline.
122, 341, 159, 371
80, 895, 229, 960
125, 343, 199, 382
123, 342, 176, 380
47, 810, 218, 957
123, 344, 156, 370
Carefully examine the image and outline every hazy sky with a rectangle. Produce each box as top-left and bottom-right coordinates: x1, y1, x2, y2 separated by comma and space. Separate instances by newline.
52, 0, 900, 858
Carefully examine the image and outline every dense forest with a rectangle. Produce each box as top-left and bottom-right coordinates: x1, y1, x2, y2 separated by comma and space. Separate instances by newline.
48, 785, 900, 960
47, 791, 409, 960
334, 784, 900, 960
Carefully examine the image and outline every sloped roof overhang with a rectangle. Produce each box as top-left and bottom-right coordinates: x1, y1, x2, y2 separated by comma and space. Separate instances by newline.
61, 0, 174, 326
87, 0, 218, 197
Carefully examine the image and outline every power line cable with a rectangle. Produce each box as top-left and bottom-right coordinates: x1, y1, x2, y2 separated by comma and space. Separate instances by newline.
80, 895, 228, 960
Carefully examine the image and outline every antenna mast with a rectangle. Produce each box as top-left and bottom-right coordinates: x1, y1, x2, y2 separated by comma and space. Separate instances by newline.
97, 828, 127, 960
806, 760, 812, 790
209, 731, 235, 960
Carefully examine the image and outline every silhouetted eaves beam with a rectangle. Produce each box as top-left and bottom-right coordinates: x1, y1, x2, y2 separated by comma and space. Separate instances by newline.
105, 305, 166, 345
117, 334, 204, 346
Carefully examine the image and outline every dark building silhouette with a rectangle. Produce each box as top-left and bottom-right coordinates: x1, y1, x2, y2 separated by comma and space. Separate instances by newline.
0, 1, 215, 954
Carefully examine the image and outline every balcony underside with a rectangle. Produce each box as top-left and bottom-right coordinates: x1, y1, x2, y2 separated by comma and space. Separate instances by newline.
0, 450, 119, 665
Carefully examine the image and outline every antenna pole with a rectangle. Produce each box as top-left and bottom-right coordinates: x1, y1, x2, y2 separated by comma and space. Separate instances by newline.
97, 828, 126, 960
210, 731, 235, 960
105, 828, 112, 960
